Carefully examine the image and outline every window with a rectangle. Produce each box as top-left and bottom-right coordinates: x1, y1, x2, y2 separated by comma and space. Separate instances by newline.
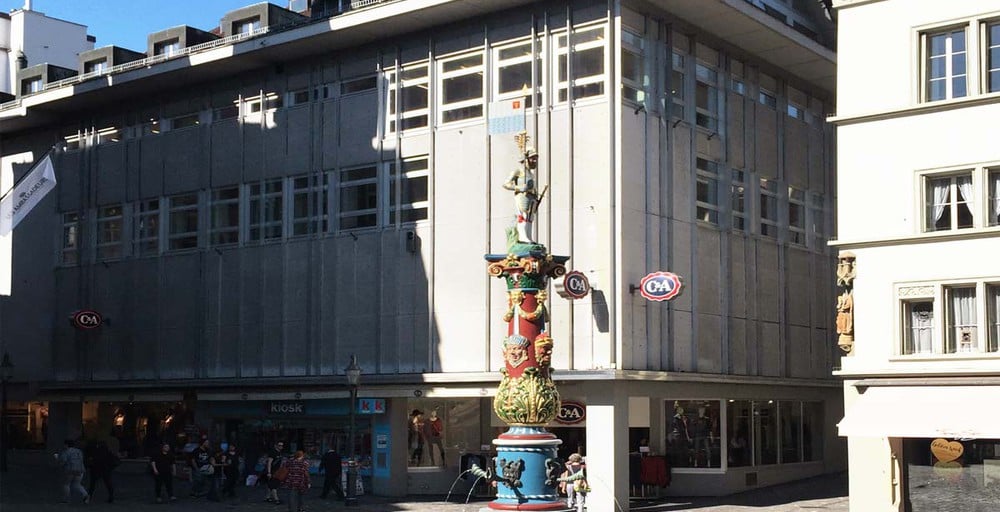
291, 174, 328, 237
788, 186, 806, 245
233, 16, 261, 35
167, 193, 199, 250
987, 22, 1000, 93
809, 192, 825, 249
669, 51, 685, 119
386, 62, 429, 133
555, 25, 606, 103
21, 77, 43, 95
990, 169, 1000, 226
209, 187, 240, 246
338, 165, 377, 230
96, 127, 121, 144
61, 212, 80, 265
759, 179, 779, 238
923, 27, 966, 101
695, 157, 720, 225
727, 400, 751, 467
168, 113, 200, 130
341, 75, 377, 95
925, 173, 973, 231
946, 286, 977, 353
621, 30, 645, 104
63, 132, 82, 151
96, 205, 123, 260
84, 58, 108, 74
389, 157, 429, 224
779, 401, 802, 464
248, 179, 283, 241
758, 89, 777, 109
731, 169, 747, 231
753, 400, 778, 465
154, 39, 180, 57
989, 285, 1000, 353
287, 89, 310, 107
731, 78, 746, 96
244, 93, 282, 116
902, 300, 934, 355
666, 400, 720, 468
759, 73, 777, 109
135, 199, 160, 255
439, 53, 484, 123
213, 103, 239, 121
725, 399, 822, 468
493, 39, 543, 106
801, 402, 823, 462
904, 437, 1000, 511
138, 113, 161, 135
694, 44, 720, 130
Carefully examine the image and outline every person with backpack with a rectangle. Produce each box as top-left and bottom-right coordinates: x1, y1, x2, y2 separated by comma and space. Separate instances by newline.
263, 440, 286, 504
86, 440, 119, 503
58, 439, 89, 504
558, 453, 589, 512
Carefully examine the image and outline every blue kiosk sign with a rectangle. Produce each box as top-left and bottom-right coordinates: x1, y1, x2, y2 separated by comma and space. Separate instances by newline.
639, 271, 683, 302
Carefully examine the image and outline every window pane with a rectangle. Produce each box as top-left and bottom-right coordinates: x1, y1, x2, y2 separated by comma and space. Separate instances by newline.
779, 402, 802, 464
928, 56, 945, 79
442, 73, 482, 104
801, 402, 823, 462
903, 301, 934, 355
951, 29, 965, 51
572, 47, 604, 78
754, 400, 778, 465
946, 287, 977, 353
666, 400, 720, 468
499, 61, 532, 95
726, 400, 752, 467
952, 77, 967, 98
989, 285, 1000, 353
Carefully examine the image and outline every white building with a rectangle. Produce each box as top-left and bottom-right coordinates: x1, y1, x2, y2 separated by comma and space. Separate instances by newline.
0, 2, 94, 97
833, 0, 1000, 510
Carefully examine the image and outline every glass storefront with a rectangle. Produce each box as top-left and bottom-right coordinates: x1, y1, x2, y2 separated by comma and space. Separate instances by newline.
406, 397, 482, 470
904, 437, 1000, 511
667, 400, 721, 468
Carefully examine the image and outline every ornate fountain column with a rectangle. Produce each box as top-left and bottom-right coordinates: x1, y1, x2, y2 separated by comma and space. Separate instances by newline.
483, 133, 569, 510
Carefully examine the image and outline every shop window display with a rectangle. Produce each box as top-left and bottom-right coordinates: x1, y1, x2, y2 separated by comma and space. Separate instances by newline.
665, 400, 720, 468
407, 398, 482, 469
904, 437, 1000, 510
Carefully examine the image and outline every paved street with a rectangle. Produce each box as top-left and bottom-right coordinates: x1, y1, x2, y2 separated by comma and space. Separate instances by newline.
0, 451, 847, 512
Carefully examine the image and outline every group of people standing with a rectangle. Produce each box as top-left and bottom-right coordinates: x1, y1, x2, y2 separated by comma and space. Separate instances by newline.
58, 437, 347, 512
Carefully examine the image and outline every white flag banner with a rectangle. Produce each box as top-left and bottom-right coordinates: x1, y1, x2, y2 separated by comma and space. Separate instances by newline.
0, 153, 56, 236
488, 98, 526, 135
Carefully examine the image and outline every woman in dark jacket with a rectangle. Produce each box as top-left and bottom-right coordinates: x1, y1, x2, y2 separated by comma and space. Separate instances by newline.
86, 441, 119, 503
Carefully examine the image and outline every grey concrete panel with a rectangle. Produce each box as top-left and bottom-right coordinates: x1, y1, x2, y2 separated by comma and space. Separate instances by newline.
755, 104, 778, 179
672, 310, 693, 372
671, 129, 692, 220
321, 101, 338, 169
283, 320, 309, 376
210, 120, 242, 186
284, 243, 310, 323
55, 151, 83, 211
695, 131, 722, 160
158, 327, 196, 379
669, 220, 692, 312
759, 321, 781, 377
139, 137, 164, 199
433, 23, 485, 57
808, 126, 825, 193
697, 313, 722, 373
727, 92, 745, 169
785, 118, 808, 189
730, 236, 747, 318
160, 254, 202, 330
730, 317, 748, 375
91, 262, 129, 380
264, 110, 288, 177
574, 0, 609, 23
258, 244, 286, 324
756, 242, 780, 322
243, 124, 264, 182
786, 248, 812, 327
126, 141, 141, 200
96, 143, 126, 205
216, 324, 240, 378
337, 92, 379, 166
285, 107, 311, 172
486, 10, 532, 43
240, 320, 262, 377
340, 51, 377, 80
787, 325, 811, 378
131, 329, 158, 380
696, 228, 721, 316
130, 258, 161, 379
53, 268, 82, 380
163, 127, 205, 195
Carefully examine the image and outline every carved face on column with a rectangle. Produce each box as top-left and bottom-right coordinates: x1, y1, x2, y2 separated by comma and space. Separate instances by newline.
534, 334, 553, 367
504, 335, 530, 368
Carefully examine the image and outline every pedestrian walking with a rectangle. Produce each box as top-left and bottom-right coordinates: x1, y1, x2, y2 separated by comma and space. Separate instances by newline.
150, 443, 178, 503
207, 447, 223, 502
189, 438, 213, 498
58, 439, 90, 504
263, 440, 286, 504
222, 444, 241, 498
559, 453, 589, 512
85, 440, 119, 503
281, 450, 311, 512
319, 446, 345, 500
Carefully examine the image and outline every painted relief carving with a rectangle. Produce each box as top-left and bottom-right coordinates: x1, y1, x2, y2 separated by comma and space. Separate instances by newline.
898, 286, 934, 298
836, 252, 856, 355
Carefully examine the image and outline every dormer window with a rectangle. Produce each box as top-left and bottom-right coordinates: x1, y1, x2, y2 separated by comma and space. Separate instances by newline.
154, 39, 181, 57
234, 16, 261, 35
84, 58, 108, 74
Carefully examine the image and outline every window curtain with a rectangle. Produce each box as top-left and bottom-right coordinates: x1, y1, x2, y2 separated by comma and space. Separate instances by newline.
992, 172, 1000, 225
910, 305, 933, 354
957, 175, 974, 220
948, 288, 977, 352
990, 286, 1000, 353
931, 179, 950, 223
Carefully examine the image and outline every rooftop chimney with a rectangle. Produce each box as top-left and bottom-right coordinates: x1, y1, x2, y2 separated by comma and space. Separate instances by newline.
23, 1, 31, 11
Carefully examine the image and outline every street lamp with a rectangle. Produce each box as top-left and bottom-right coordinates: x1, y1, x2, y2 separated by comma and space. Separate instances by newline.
344, 354, 361, 506
0, 352, 13, 473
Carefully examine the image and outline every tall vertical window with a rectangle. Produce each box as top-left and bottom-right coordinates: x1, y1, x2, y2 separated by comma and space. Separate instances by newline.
493, 39, 543, 106
96, 205, 123, 260
386, 62, 429, 133
731, 169, 747, 231
987, 22, 1000, 93
209, 187, 240, 246
233, 16, 261, 35
621, 30, 645, 104
695, 157, 720, 225
669, 51, 686, 119
759, 179, 779, 238
167, 193, 199, 250
694, 44, 720, 130
438, 53, 484, 123
338, 165, 378, 230
135, 199, 160, 255
291, 174, 328, 237
248, 179, 283, 241
809, 192, 825, 249
788, 187, 806, 245
389, 157, 429, 224
945, 286, 977, 353
924, 28, 967, 101
902, 300, 934, 355
989, 169, 1000, 226
154, 39, 180, 57
61, 212, 80, 265
989, 284, 1000, 353
555, 25, 606, 103
925, 173, 974, 231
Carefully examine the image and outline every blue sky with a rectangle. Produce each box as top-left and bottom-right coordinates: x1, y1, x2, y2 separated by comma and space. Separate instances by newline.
1, 0, 281, 51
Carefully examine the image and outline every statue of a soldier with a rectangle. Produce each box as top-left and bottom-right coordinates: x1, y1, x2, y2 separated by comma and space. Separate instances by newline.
503, 147, 539, 244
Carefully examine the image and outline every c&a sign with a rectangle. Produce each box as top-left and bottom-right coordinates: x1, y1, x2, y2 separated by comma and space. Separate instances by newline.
555, 400, 586, 425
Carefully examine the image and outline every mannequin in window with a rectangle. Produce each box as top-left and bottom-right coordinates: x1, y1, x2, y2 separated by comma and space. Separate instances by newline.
691, 406, 715, 467
667, 404, 690, 466
408, 409, 425, 466
423, 408, 445, 466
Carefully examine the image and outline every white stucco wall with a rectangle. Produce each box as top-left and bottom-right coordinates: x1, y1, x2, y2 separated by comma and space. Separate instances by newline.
2, 9, 92, 95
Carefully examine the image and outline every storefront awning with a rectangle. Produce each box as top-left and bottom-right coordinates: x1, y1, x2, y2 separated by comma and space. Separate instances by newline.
838, 386, 1000, 438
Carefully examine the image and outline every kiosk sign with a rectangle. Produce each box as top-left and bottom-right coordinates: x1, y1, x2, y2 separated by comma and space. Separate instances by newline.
639, 272, 683, 302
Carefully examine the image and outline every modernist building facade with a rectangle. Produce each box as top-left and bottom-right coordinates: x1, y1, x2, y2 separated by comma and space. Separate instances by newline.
834, 0, 1000, 510
0, 3, 94, 99
0, 0, 843, 506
